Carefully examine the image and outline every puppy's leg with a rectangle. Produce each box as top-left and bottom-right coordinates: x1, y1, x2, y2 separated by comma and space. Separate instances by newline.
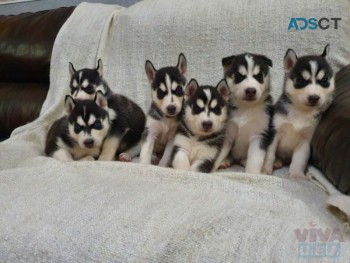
289, 140, 310, 180
140, 135, 156, 164
98, 136, 121, 161
52, 149, 74, 162
158, 138, 174, 167
118, 142, 141, 162
79, 155, 95, 161
262, 135, 279, 175
172, 149, 191, 170
191, 159, 214, 173
245, 136, 266, 174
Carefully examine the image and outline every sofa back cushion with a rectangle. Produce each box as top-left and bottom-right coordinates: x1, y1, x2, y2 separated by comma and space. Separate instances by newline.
0, 7, 75, 83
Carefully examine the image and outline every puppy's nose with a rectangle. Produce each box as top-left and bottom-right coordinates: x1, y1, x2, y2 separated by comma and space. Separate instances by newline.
308, 95, 320, 105
84, 139, 94, 148
167, 105, 176, 115
202, 121, 213, 131
245, 88, 256, 97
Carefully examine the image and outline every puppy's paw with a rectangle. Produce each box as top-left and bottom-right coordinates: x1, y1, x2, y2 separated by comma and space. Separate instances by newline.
273, 159, 283, 170
118, 153, 132, 162
262, 166, 273, 175
289, 172, 309, 180
219, 158, 232, 169
80, 156, 95, 161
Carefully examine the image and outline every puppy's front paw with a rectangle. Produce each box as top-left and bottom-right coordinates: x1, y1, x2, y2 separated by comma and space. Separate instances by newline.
289, 172, 309, 180
262, 166, 273, 175
118, 153, 132, 162
219, 158, 232, 169
80, 156, 95, 161
98, 154, 115, 161
273, 159, 283, 170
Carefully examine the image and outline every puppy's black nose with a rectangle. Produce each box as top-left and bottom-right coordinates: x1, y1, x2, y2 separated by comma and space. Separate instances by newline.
84, 139, 94, 148
245, 88, 256, 97
167, 105, 176, 115
308, 95, 320, 105
202, 121, 213, 131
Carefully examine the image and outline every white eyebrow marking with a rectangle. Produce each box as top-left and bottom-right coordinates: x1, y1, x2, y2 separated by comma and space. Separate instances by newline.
253, 65, 260, 75
302, 70, 311, 80
82, 79, 89, 88
196, 99, 205, 109
317, 70, 325, 79
159, 83, 167, 92
238, 65, 247, 75
88, 114, 96, 125
171, 81, 179, 91
73, 79, 78, 88
77, 116, 85, 126
210, 99, 218, 108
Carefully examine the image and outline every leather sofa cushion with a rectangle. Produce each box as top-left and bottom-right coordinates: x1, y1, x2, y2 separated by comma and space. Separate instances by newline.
0, 7, 75, 83
311, 65, 350, 195
0, 82, 48, 138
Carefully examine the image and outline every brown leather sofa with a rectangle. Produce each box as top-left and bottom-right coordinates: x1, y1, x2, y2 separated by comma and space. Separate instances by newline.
0, 6, 75, 140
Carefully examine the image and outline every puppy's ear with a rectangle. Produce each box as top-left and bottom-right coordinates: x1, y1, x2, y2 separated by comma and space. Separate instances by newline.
64, 95, 76, 115
94, 91, 108, 110
216, 79, 230, 102
69, 62, 76, 77
321, 44, 330, 57
222, 55, 235, 75
284, 49, 298, 73
177, 53, 187, 75
96, 59, 103, 77
259, 55, 273, 67
185, 79, 199, 101
145, 60, 156, 83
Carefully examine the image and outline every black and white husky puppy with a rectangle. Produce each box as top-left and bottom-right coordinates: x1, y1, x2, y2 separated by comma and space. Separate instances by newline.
69, 59, 112, 100
139, 53, 187, 166
214, 53, 273, 173
45, 92, 110, 161
69, 60, 146, 161
262, 45, 334, 179
171, 79, 230, 173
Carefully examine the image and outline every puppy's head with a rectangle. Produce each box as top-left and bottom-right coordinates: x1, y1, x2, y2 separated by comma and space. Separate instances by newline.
69, 59, 107, 100
222, 53, 272, 105
65, 91, 110, 149
145, 53, 187, 117
183, 79, 229, 136
283, 44, 334, 110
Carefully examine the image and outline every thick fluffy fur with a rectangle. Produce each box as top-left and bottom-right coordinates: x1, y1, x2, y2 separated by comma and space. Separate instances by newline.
45, 92, 110, 161
214, 53, 273, 173
69, 59, 146, 161
139, 53, 187, 166
171, 79, 230, 173
262, 45, 334, 179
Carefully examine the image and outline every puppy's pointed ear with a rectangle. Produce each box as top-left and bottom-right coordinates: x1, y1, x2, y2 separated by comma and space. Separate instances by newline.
260, 55, 273, 67
94, 91, 108, 110
177, 53, 187, 75
185, 79, 199, 101
96, 59, 103, 77
222, 55, 235, 74
321, 44, 330, 57
284, 49, 298, 73
69, 62, 76, 77
64, 95, 76, 115
145, 60, 156, 83
216, 79, 230, 102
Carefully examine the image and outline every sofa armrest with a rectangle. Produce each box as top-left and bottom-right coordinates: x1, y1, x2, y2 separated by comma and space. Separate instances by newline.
311, 64, 350, 195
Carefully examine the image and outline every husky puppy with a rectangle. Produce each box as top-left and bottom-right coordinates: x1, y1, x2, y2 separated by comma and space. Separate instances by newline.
69, 59, 146, 161
171, 79, 230, 173
69, 59, 112, 100
214, 53, 273, 173
139, 53, 187, 166
262, 45, 334, 179
45, 92, 110, 161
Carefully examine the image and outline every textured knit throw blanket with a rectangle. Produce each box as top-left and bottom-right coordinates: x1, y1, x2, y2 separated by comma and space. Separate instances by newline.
0, 1, 350, 262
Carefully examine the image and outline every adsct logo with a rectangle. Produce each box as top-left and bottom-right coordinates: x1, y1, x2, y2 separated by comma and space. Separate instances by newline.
288, 17, 341, 30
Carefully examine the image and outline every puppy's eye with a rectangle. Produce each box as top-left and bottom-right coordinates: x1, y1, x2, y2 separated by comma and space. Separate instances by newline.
92, 120, 102, 130
234, 73, 245, 83
74, 123, 82, 134
212, 105, 221, 115
85, 85, 94, 94
320, 77, 329, 86
157, 88, 167, 99
173, 86, 184, 97
255, 73, 264, 82
295, 77, 307, 87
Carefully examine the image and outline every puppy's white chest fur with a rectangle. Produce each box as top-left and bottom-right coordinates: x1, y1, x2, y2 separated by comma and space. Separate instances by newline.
230, 106, 269, 160
146, 116, 178, 153
275, 108, 316, 158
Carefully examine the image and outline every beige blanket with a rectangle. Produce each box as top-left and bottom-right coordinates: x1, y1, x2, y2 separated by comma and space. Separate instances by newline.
1, 1, 350, 262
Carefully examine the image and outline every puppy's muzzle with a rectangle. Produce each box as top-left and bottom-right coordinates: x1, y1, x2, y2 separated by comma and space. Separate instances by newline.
84, 138, 94, 148
244, 88, 256, 100
166, 105, 177, 115
308, 95, 320, 106
202, 121, 213, 132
